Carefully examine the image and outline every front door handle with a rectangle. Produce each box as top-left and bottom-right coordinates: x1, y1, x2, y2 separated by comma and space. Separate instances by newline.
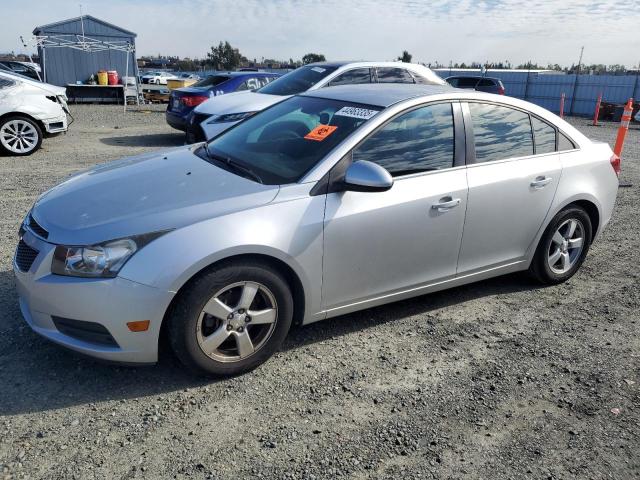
530, 176, 552, 188
432, 196, 461, 212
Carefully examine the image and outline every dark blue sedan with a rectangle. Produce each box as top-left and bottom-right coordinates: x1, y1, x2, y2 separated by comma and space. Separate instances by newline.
165, 71, 279, 131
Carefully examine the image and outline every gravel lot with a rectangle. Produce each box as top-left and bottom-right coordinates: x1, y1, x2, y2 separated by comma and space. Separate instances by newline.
1, 105, 639, 479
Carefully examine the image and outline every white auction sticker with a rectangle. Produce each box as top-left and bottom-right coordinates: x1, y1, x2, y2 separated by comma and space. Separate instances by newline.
311, 67, 326, 73
334, 106, 379, 120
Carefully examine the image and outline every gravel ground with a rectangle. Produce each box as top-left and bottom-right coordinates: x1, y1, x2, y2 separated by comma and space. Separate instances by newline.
0, 105, 639, 480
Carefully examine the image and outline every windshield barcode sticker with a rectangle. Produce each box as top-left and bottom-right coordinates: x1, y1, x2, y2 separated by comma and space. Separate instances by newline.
334, 107, 379, 120
311, 67, 326, 73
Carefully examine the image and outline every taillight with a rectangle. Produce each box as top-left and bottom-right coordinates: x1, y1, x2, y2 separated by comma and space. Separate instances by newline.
498, 85, 505, 95
182, 95, 208, 107
610, 154, 621, 177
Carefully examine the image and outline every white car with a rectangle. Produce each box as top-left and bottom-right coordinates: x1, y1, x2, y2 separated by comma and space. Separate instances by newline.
185, 61, 446, 143
0, 71, 68, 156
141, 71, 178, 85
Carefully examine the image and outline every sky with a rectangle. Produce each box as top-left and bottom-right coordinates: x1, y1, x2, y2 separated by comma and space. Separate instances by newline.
2, 0, 638, 67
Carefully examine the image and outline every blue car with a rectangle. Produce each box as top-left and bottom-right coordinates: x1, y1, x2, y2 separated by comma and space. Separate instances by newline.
165, 71, 279, 131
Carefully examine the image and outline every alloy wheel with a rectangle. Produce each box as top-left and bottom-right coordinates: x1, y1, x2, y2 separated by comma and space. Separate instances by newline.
196, 281, 278, 363
547, 218, 585, 274
0, 119, 39, 154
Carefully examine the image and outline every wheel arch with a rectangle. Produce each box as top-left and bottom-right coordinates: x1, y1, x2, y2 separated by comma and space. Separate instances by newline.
526, 195, 602, 267
159, 253, 307, 351
0, 111, 45, 132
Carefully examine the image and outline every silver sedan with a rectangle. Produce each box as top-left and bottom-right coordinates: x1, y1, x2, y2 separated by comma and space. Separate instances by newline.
14, 84, 619, 376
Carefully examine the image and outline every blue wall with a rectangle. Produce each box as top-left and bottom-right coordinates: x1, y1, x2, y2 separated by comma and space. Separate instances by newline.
436, 70, 640, 116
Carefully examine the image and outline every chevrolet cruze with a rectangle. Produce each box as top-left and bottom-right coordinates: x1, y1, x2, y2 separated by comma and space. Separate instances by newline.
14, 84, 619, 376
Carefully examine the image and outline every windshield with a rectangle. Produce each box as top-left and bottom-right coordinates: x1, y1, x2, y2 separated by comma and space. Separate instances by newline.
205, 96, 382, 185
257, 65, 337, 96
192, 75, 232, 87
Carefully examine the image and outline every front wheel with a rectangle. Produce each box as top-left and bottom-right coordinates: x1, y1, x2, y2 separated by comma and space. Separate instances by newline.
167, 261, 293, 376
0, 116, 43, 156
529, 206, 592, 284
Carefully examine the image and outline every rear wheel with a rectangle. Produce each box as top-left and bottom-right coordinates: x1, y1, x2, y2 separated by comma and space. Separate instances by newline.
529, 206, 592, 284
0, 115, 42, 156
168, 261, 293, 376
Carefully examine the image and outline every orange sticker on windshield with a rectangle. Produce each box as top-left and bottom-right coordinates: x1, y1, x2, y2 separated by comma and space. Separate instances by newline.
305, 125, 337, 141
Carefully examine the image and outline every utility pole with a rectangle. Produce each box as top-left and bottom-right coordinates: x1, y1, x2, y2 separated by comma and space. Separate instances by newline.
576, 46, 584, 74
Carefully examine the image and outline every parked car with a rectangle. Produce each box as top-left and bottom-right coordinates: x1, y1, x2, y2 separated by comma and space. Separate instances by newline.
0, 71, 68, 156
0, 61, 41, 81
184, 61, 446, 143
141, 71, 178, 85
445, 75, 505, 95
14, 84, 618, 376
166, 71, 279, 131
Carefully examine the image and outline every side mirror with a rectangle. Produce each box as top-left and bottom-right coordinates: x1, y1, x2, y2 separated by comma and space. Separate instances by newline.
343, 160, 393, 193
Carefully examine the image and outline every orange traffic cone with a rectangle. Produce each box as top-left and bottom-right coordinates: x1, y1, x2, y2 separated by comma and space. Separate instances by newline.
613, 98, 633, 157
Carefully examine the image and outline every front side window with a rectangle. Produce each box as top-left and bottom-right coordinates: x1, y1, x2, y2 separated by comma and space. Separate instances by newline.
456, 78, 480, 88
328, 68, 372, 86
206, 96, 381, 184
531, 116, 556, 154
469, 103, 533, 163
353, 103, 455, 177
257, 65, 338, 96
376, 67, 415, 84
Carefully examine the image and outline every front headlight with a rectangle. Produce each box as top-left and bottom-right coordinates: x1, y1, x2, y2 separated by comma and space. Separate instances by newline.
207, 111, 256, 124
51, 232, 167, 278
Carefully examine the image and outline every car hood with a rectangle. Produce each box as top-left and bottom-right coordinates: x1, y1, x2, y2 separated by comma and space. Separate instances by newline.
194, 91, 287, 116
31, 146, 279, 246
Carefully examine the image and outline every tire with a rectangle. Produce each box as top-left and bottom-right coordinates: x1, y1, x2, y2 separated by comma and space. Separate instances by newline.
0, 115, 43, 156
167, 261, 294, 376
529, 206, 592, 284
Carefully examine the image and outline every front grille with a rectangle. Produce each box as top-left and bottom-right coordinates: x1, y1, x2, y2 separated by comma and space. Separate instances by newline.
28, 214, 49, 239
15, 240, 39, 272
52, 316, 119, 348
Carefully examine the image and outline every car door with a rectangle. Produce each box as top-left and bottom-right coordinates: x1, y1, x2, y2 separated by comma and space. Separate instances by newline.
321, 102, 468, 311
457, 102, 562, 273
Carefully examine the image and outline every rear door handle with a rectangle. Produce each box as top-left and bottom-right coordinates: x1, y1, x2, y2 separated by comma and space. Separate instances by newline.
432, 196, 461, 212
530, 176, 552, 188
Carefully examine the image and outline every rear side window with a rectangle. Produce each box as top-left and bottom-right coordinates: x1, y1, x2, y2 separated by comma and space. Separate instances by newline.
328, 68, 372, 86
531, 117, 556, 154
353, 103, 455, 176
192, 75, 231, 88
559, 132, 577, 151
469, 103, 534, 162
376, 68, 415, 84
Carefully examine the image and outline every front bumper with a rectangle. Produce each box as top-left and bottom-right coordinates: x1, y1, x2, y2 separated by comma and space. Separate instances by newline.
41, 112, 68, 134
13, 230, 174, 364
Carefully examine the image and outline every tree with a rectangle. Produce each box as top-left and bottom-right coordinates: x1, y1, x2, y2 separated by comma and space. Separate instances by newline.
207, 41, 243, 70
302, 53, 326, 65
397, 50, 412, 63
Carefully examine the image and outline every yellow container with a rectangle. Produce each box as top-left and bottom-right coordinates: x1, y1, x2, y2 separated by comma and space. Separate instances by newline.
97, 70, 108, 85
167, 78, 197, 90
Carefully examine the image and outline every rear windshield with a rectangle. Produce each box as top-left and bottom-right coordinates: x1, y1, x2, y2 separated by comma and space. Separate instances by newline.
257, 65, 337, 96
205, 95, 381, 184
192, 75, 232, 87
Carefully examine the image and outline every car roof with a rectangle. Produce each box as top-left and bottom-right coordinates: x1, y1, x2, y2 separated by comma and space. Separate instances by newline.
307, 61, 421, 68
300, 84, 455, 108
446, 75, 500, 81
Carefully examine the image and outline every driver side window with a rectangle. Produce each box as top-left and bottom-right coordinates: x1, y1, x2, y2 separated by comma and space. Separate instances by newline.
353, 103, 455, 177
